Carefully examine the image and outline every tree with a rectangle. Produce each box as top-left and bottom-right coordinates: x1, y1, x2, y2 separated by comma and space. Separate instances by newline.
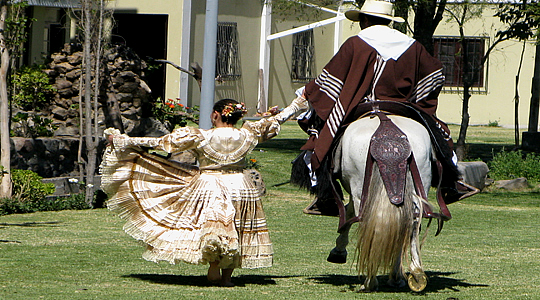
496, 1, 540, 148
0, 0, 11, 198
75, 0, 112, 206
411, 0, 447, 55
446, 1, 539, 160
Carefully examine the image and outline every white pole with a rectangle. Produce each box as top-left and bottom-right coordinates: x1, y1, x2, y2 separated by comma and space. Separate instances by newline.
334, 1, 344, 54
258, 0, 272, 113
199, 0, 219, 129
267, 15, 345, 41
179, 0, 192, 107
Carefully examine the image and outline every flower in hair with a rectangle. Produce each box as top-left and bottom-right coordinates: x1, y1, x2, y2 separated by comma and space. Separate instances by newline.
222, 102, 248, 117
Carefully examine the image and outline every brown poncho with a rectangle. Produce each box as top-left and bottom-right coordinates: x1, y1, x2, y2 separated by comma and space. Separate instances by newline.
300, 26, 445, 170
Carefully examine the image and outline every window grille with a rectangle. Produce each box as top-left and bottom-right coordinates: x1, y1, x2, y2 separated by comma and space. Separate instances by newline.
291, 29, 315, 83
216, 22, 241, 81
433, 36, 487, 94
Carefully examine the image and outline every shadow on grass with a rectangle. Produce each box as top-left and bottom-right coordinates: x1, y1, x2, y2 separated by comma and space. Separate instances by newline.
0, 221, 61, 228
466, 143, 512, 163
124, 273, 300, 287
258, 138, 306, 153
309, 271, 488, 293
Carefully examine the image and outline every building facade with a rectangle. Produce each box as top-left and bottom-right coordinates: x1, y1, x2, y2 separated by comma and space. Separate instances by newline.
22, 0, 539, 129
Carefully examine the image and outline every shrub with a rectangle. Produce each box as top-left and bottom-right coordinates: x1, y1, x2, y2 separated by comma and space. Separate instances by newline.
11, 169, 55, 203
0, 169, 54, 215
0, 170, 93, 215
11, 112, 58, 138
489, 150, 540, 182
11, 65, 55, 111
35, 193, 91, 212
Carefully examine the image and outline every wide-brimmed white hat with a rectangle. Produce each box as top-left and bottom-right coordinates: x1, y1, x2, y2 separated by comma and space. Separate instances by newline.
345, 0, 405, 23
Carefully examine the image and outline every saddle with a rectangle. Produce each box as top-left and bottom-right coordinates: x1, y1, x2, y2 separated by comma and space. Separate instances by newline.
300, 101, 478, 235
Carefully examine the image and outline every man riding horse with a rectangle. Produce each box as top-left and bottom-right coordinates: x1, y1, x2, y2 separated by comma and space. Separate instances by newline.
292, 0, 477, 224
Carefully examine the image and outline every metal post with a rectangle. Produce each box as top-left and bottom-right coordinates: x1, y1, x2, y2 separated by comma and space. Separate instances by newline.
199, 0, 219, 129
527, 43, 540, 132
522, 43, 540, 151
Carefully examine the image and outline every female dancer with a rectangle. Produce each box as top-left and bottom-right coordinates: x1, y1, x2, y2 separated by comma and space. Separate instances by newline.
100, 97, 307, 287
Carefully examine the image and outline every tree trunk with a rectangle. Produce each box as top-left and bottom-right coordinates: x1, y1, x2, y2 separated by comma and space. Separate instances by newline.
0, 2, 11, 198
455, 23, 470, 161
456, 83, 471, 161
513, 41, 526, 149
413, 0, 446, 55
83, 0, 96, 207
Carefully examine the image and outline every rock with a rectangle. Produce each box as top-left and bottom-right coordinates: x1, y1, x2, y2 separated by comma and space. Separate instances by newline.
139, 80, 152, 93
121, 107, 139, 119
57, 88, 74, 98
66, 69, 81, 81
457, 161, 489, 190
67, 52, 83, 65
54, 124, 80, 136
495, 177, 529, 191
118, 82, 139, 93
43, 69, 58, 77
116, 93, 133, 102
132, 97, 143, 108
54, 62, 76, 73
11, 137, 26, 152
128, 117, 170, 137
51, 53, 67, 63
52, 107, 69, 120
55, 78, 73, 90
112, 76, 124, 87
54, 98, 71, 109
119, 70, 137, 81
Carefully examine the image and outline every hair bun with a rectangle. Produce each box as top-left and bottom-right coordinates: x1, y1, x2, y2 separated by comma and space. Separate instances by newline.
222, 102, 248, 117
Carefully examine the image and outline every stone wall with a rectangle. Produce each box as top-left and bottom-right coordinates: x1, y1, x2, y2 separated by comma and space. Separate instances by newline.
10, 136, 106, 178
41, 43, 167, 137
9, 43, 169, 178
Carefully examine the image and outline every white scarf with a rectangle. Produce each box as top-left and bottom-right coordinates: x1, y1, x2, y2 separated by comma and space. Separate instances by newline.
358, 25, 415, 61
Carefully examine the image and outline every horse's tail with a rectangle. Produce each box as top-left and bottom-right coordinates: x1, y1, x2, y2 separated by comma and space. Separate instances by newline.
355, 163, 421, 279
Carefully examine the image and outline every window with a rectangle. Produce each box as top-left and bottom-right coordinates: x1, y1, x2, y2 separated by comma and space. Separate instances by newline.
216, 22, 241, 81
291, 29, 315, 82
433, 37, 487, 92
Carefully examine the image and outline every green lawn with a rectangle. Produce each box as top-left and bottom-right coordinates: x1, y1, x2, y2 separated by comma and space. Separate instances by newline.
1, 123, 539, 299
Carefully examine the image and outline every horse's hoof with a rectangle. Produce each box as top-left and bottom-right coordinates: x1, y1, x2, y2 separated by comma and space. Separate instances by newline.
388, 278, 406, 288
408, 270, 427, 292
357, 285, 376, 293
327, 249, 347, 264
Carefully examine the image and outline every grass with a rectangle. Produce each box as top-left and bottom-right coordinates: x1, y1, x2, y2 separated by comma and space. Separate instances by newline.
1, 123, 540, 299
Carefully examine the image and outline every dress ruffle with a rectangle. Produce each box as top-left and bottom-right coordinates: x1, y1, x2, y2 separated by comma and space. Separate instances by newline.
100, 143, 273, 269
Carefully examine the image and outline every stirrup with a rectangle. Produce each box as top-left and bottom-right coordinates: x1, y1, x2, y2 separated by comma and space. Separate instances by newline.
442, 180, 480, 204
303, 197, 340, 216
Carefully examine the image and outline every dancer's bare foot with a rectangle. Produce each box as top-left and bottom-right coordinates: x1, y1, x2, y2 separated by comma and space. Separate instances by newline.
220, 268, 234, 287
207, 261, 221, 283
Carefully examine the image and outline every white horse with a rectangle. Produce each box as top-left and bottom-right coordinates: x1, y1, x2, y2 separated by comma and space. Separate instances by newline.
329, 113, 435, 292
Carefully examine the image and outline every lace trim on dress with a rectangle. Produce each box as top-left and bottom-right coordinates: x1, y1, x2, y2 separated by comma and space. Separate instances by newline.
197, 128, 259, 165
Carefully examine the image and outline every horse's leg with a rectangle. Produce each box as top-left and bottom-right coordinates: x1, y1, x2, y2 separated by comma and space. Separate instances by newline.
388, 250, 406, 288
360, 275, 378, 292
407, 194, 428, 292
327, 199, 356, 264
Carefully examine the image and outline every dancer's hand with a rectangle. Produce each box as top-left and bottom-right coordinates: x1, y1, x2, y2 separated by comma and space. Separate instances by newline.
107, 134, 115, 145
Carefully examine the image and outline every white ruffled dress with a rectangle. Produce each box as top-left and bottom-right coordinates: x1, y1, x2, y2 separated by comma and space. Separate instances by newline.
100, 118, 284, 269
